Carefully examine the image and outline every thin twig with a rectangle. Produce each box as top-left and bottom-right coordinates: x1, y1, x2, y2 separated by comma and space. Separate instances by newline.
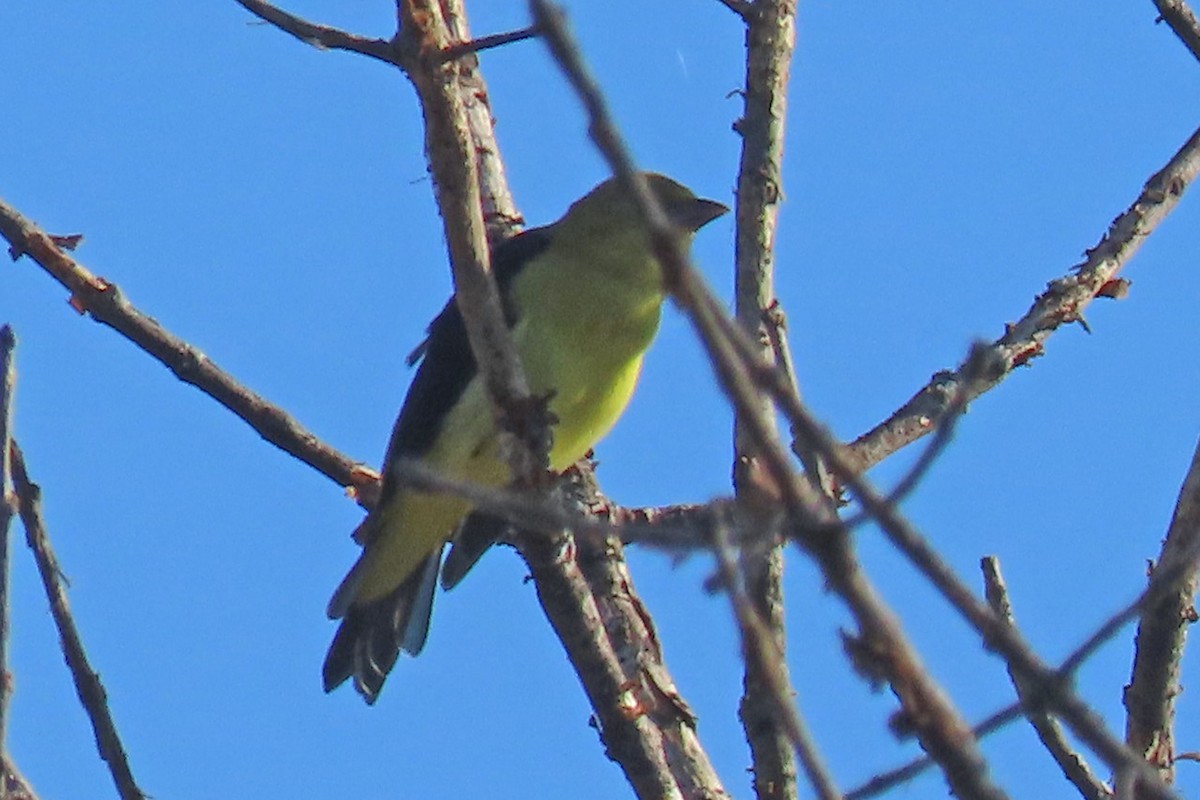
439, 25, 540, 61
532, 3, 1008, 798
0, 198, 376, 506
390, 458, 600, 536
845, 122, 1200, 476
1124, 438, 1200, 787
9, 444, 145, 800
982, 557, 1112, 800
231, 0, 398, 63
840, 341, 982, 531
711, 525, 843, 800
715, 0, 753, 19
846, 700, 1029, 798
392, 460, 726, 556
765, 302, 831, 498
0, 325, 15, 760
771, 381, 1181, 799
850, 544, 1200, 798
1153, 0, 1200, 62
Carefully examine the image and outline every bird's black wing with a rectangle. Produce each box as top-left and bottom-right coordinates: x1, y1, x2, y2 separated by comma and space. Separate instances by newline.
323, 225, 552, 703
381, 225, 553, 490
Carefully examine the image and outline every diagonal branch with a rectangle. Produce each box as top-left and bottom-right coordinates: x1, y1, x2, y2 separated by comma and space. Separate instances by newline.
9, 444, 146, 800
232, 0, 539, 69
231, 0, 398, 64
439, 25, 540, 61
0, 199, 375, 504
715, 0, 753, 20
1152, 0, 1200, 62
525, 465, 730, 800
394, 0, 544, 479
848, 542, 1200, 800
982, 557, 1111, 800
0, 325, 15, 759
1124, 438, 1200, 788
712, 524, 843, 800
768, 370, 1181, 799
0, 326, 16, 786
846, 121, 1200, 474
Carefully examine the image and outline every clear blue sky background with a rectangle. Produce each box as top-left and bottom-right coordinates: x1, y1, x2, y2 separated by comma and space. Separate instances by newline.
4, 2, 1200, 798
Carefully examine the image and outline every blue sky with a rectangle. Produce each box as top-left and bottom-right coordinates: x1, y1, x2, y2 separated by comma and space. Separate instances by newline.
4, 2, 1200, 798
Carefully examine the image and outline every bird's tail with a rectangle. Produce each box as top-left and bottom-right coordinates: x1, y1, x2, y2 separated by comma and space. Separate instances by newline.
322, 548, 441, 704
440, 511, 511, 590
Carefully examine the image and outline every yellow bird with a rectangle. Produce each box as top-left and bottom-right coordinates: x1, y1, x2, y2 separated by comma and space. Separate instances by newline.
323, 173, 727, 702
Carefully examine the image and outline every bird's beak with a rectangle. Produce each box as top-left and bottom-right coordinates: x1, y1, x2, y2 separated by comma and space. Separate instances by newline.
673, 198, 729, 232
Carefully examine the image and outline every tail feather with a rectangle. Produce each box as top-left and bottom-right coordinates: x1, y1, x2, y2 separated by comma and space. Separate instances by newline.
441, 511, 510, 590
322, 549, 442, 703
326, 553, 366, 621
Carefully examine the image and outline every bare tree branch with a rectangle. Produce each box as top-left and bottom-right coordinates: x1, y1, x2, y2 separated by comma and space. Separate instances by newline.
845, 121, 1200, 475
231, 0, 398, 63
0, 199, 376, 505
413, 1, 526, 245
840, 342, 979, 533
522, 466, 730, 800
625, 121, 1200, 546
0, 325, 15, 762
9, 445, 145, 800
0, 333, 41, 800
715, 0, 753, 20
229, 0, 529, 238
0, 755, 41, 800
851, 535, 1200, 798
772, 385, 1181, 799
764, 302, 831, 496
711, 525, 843, 800
1124, 438, 1200, 789
1153, 0, 1200, 62
729, 0, 801, 797
396, 0, 544, 479
439, 25, 540, 61
982, 557, 1112, 800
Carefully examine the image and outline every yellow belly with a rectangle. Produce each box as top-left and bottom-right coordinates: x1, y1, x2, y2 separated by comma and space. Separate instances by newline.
354, 347, 645, 604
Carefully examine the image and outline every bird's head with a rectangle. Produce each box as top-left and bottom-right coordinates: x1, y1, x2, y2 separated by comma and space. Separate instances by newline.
558, 173, 728, 240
